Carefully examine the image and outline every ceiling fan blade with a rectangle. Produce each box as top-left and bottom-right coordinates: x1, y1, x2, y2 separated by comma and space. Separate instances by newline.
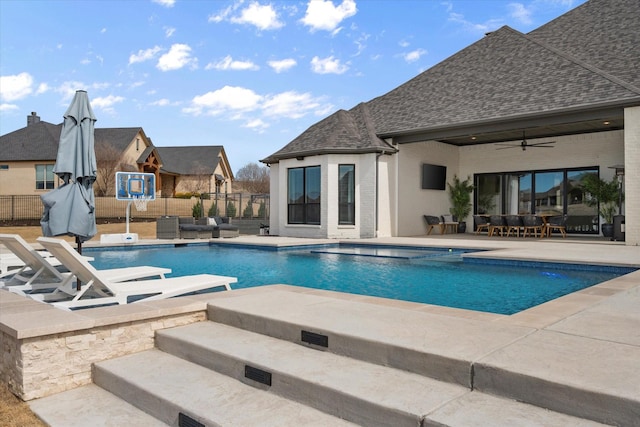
528, 141, 556, 147
494, 143, 520, 150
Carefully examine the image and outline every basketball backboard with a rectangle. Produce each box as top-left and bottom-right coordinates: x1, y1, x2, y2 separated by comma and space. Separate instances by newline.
115, 172, 156, 201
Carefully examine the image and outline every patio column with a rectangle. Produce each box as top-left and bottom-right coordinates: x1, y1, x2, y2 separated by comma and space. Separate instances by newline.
624, 106, 640, 245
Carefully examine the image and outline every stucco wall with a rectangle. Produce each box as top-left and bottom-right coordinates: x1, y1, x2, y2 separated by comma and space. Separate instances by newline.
395, 141, 460, 237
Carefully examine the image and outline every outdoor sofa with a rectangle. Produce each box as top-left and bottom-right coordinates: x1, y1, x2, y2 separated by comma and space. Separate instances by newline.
156, 216, 239, 239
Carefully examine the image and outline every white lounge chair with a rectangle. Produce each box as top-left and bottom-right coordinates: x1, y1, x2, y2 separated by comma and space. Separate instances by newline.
0, 234, 170, 295
35, 237, 237, 309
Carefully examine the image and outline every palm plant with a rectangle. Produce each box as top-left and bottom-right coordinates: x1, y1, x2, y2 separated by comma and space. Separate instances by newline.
447, 175, 474, 227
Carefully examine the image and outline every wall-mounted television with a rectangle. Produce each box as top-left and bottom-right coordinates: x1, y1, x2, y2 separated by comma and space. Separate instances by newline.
421, 164, 447, 190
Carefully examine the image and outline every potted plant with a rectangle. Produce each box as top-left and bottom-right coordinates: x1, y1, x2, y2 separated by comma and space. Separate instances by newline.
447, 175, 474, 233
581, 173, 623, 237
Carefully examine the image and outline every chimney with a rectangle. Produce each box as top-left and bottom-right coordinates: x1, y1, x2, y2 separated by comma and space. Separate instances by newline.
27, 112, 40, 126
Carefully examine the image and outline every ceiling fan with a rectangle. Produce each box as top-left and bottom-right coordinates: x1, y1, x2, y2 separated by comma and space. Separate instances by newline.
495, 131, 555, 151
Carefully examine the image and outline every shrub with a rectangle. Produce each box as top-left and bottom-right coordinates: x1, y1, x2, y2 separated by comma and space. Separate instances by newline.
242, 203, 253, 218
226, 201, 237, 218
208, 202, 219, 217
192, 202, 202, 218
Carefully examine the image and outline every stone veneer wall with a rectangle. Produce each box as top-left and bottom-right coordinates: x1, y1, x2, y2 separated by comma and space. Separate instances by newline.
1, 311, 206, 401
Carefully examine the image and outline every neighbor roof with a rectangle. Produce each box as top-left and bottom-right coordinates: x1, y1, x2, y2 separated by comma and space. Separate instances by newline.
157, 146, 223, 175
0, 122, 147, 162
262, 0, 640, 163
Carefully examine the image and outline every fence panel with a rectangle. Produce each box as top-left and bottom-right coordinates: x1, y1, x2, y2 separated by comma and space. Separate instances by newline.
1, 194, 269, 221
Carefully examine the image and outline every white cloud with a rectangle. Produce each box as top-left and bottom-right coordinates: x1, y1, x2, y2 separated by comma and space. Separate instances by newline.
508, 3, 533, 25
150, 98, 171, 106
0, 72, 33, 102
300, 0, 357, 33
448, 12, 503, 34
36, 83, 49, 95
129, 46, 163, 65
165, 26, 176, 37
157, 44, 197, 71
184, 85, 263, 116
0, 104, 19, 112
231, 2, 284, 30
152, 0, 175, 7
91, 95, 125, 110
267, 58, 297, 73
244, 118, 269, 131
403, 48, 426, 63
310, 56, 349, 74
262, 91, 321, 119
206, 55, 259, 71
57, 81, 87, 100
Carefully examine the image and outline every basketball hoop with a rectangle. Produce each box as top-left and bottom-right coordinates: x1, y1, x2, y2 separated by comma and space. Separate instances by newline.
133, 195, 152, 211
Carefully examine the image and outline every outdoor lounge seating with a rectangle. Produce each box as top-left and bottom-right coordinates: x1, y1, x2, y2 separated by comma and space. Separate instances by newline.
423, 215, 443, 235
156, 216, 239, 239
33, 237, 237, 309
0, 234, 171, 295
473, 215, 490, 234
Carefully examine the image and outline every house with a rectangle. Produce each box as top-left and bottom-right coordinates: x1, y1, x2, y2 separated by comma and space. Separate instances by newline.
0, 113, 234, 198
156, 146, 234, 196
261, 0, 640, 245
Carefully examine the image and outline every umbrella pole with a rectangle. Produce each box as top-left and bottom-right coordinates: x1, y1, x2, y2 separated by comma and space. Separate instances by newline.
76, 236, 82, 291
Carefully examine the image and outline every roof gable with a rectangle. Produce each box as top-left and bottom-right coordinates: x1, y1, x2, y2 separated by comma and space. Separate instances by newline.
157, 146, 223, 175
261, 103, 396, 163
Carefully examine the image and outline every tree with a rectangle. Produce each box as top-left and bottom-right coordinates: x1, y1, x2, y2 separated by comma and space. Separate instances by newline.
94, 142, 136, 196
235, 162, 270, 193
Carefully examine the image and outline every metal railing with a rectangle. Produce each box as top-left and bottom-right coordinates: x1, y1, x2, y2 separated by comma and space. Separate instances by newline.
0, 193, 270, 222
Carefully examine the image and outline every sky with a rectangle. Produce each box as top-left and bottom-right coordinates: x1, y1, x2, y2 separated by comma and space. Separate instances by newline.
0, 0, 586, 174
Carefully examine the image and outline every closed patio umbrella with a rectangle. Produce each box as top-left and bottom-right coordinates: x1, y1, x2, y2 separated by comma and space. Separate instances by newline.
41, 90, 97, 288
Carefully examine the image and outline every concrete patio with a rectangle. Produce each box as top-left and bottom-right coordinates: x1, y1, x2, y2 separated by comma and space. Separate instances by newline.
1, 235, 639, 426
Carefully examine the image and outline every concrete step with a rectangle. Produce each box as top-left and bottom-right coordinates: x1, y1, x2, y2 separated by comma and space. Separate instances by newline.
206, 288, 535, 387
156, 321, 469, 426
92, 348, 358, 427
28, 384, 170, 426
205, 288, 635, 426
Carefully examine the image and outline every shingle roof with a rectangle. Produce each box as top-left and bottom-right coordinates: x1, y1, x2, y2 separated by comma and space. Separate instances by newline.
262, 0, 640, 162
156, 146, 222, 175
0, 121, 62, 161
368, 25, 640, 136
0, 123, 145, 162
261, 102, 396, 163
528, 0, 640, 90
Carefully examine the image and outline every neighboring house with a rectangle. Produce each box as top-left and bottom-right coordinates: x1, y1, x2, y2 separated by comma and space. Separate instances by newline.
156, 146, 234, 196
0, 113, 234, 198
261, 0, 640, 245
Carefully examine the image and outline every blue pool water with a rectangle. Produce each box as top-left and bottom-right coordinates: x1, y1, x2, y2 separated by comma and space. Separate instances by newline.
87, 244, 633, 315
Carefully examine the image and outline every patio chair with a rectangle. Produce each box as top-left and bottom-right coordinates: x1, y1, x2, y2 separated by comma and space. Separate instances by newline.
546, 214, 568, 238
423, 215, 443, 235
0, 234, 172, 295
488, 215, 507, 237
522, 215, 545, 238
505, 215, 524, 237
34, 237, 237, 309
473, 215, 490, 234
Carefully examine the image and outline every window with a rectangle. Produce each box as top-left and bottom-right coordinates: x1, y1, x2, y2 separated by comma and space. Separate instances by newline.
0, 165, 8, 170
288, 166, 320, 224
35, 164, 55, 189
338, 164, 355, 225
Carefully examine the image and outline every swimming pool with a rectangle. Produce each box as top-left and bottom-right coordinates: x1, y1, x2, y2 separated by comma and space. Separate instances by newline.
88, 244, 633, 315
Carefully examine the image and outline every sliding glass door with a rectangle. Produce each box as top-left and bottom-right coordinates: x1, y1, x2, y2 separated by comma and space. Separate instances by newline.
474, 167, 599, 234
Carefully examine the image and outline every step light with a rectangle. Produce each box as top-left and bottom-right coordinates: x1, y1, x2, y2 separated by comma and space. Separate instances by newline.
245, 365, 272, 386
301, 330, 329, 348
178, 412, 205, 427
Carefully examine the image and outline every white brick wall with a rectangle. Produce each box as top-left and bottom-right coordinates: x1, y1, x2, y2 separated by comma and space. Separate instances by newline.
624, 106, 640, 245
